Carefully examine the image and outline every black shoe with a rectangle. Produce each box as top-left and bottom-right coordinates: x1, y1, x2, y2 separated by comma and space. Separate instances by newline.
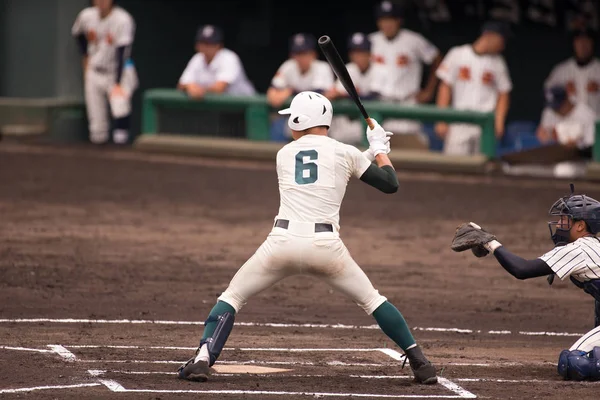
405, 345, 438, 385
177, 357, 211, 382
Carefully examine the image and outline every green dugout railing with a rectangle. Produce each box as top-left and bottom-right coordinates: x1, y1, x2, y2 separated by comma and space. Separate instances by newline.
142, 89, 496, 156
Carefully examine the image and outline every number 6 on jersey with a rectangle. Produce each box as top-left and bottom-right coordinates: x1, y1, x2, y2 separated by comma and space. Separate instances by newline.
295, 150, 318, 185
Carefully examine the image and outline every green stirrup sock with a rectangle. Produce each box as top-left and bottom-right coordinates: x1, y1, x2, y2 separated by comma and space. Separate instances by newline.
372, 301, 416, 351
201, 300, 236, 341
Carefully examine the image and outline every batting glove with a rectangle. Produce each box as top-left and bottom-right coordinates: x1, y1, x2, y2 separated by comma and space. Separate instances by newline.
366, 119, 393, 157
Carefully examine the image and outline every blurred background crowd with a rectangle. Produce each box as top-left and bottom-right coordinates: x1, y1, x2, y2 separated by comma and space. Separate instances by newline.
1, 0, 599, 176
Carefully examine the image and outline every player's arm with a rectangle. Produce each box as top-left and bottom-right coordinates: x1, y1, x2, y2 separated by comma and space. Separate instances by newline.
416, 36, 442, 103
494, 92, 510, 138
71, 10, 89, 72
490, 245, 553, 280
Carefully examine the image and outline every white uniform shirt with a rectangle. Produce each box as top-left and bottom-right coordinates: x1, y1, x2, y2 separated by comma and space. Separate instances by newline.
369, 30, 439, 101
540, 237, 600, 282
540, 102, 596, 149
71, 6, 135, 72
275, 135, 371, 230
335, 62, 389, 98
436, 44, 512, 112
178, 48, 256, 96
271, 59, 334, 93
544, 58, 600, 116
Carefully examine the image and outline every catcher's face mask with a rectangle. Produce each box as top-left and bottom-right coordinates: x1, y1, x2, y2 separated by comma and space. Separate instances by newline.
548, 197, 575, 245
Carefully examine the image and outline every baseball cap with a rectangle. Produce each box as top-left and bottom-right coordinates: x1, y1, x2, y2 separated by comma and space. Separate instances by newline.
375, 1, 403, 19
481, 20, 513, 40
545, 85, 568, 110
278, 91, 333, 131
195, 25, 224, 44
289, 33, 317, 54
348, 32, 371, 52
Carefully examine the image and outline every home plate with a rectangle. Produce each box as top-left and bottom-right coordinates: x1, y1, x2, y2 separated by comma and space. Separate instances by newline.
213, 365, 292, 374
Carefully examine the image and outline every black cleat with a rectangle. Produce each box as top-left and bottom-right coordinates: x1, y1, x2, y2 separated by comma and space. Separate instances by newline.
411, 362, 438, 384
405, 345, 438, 385
177, 357, 211, 382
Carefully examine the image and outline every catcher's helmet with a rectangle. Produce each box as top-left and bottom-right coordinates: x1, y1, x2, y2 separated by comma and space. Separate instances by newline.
548, 184, 600, 245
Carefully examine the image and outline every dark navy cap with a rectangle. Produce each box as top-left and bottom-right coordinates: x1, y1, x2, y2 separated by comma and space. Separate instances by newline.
347, 33, 371, 52
195, 25, 224, 44
290, 33, 316, 54
375, 0, 403, 19
481, 20, 513, 40
545, 86, 568, 110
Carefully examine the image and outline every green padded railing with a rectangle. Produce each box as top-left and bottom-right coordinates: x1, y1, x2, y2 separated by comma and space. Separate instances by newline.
142, 89, 496, 156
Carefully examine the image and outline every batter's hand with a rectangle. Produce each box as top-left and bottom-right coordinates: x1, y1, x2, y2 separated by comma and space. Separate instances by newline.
366, 119, 393, 157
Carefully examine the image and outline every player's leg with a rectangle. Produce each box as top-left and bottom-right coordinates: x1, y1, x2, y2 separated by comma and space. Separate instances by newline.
557, 325, 600, 381
113, 114, 131, 144
84, 70, 110, 144
178, 232, 291, 381
316, 239, 437, 384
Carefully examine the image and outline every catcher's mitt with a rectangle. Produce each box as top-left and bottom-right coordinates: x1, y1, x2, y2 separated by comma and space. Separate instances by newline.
451, 222, 496, 253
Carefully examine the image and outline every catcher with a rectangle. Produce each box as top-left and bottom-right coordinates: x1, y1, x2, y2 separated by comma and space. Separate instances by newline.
451, 184, 600, 381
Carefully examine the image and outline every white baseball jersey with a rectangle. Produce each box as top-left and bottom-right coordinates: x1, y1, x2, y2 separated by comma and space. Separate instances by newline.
544, 58, 600, 116
436, 44, 512, 112
271, 60, 334, 93
540, 102, 596, 149
179, 49, 256, 96
335, 62, 389, 98
275, 135, 371, 230
368, 30, 439, 101
540, 237, 600, 282
71, 6, 135, 73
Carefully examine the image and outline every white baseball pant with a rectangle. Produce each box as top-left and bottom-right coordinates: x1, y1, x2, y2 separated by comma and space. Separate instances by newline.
218, 220, 387, 315
570, 325, 600, 352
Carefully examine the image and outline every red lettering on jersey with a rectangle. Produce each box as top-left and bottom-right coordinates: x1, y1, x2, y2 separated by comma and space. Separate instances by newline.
396, 55, 409, 66
587, 80, 599, 93
566, 81, 576, 95
372, 55, 385, 64
458, 66, 471, 81
482, 70, 495, 86
87, 29, 97, 43
106, 33, 114, 45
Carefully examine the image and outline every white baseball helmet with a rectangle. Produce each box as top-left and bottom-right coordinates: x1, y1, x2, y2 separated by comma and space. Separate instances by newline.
278, 91, 333, 131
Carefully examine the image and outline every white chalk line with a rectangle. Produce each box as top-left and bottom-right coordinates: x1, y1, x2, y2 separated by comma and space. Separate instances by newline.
96, 378, 467, 398
0, 317, 586, 338
0, 345, 53, 353
0, 383, 100, 394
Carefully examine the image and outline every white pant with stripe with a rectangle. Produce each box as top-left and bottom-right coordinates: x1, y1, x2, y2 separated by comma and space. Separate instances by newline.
218, 220, 387, 315
570, 325, 600, 352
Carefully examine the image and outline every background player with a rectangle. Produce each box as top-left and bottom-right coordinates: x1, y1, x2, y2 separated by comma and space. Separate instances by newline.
451, 185, 600, 381
369, 0, 441, 148
72, 0, 138, 145
177, 24, 256, 98
177, 91, 438, 385
435, 20, 512, 156
544, 26, 600, 117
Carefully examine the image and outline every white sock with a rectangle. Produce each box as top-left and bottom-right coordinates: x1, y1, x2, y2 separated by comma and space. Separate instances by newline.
113, 129, 129, 144
195, 343, 210, 363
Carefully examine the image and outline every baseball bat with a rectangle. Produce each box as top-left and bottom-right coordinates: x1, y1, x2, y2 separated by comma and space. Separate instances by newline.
317, 35, 374, 130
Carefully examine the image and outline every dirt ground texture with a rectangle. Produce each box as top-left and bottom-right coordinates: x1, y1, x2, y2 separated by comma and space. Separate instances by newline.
2, 142, 600, 399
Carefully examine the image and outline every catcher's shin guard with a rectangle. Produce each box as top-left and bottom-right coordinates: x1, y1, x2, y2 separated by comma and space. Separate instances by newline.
558, 347, 600, 381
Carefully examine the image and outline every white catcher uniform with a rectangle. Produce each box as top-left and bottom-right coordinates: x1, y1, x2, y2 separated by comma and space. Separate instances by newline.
544, 58, 600, 116
436, 44, 512, 155
72, 5, 138, 144
369, 29, 439, 134
218, 92, 387, 315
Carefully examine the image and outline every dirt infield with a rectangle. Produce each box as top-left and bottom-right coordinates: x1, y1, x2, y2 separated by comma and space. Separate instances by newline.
2, 143, 600, 399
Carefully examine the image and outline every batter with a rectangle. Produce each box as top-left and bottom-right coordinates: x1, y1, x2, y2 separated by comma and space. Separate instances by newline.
178, 91, 438, 385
